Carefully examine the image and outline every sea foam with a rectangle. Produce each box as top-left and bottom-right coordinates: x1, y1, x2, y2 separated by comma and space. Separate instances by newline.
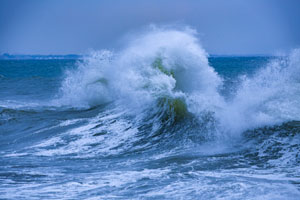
57, 26, 300, 136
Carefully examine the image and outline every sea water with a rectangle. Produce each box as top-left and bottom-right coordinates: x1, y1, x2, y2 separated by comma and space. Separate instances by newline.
0, 29, 299, 199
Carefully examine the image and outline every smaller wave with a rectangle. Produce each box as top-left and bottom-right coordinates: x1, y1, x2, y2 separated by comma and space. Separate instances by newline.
0, 100, 45, 110
242, 120, 300, 169
218, 49, 300, 135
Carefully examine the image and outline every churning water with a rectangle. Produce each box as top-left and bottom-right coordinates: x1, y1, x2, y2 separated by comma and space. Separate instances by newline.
0, 28, 300, 199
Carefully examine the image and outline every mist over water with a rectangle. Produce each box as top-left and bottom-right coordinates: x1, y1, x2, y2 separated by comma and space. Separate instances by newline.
0, 28, 300, 199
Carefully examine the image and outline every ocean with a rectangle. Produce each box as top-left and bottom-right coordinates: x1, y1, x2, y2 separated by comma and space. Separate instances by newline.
0, 30, 300, 199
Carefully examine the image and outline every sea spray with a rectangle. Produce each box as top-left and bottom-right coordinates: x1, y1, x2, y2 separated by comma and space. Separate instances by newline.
58, 27, 300, 139
218, 49, 300, 135
58, 27, 224, 128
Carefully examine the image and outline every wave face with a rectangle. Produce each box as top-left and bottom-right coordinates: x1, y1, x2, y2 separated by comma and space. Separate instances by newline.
0, 28, 300, 199
58, 28, 223, 110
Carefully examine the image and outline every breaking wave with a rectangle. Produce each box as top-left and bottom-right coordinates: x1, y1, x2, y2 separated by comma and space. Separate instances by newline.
57, 27, 300, 139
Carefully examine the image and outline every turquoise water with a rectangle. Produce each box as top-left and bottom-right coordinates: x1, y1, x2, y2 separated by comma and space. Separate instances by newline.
0, 30, 300, 199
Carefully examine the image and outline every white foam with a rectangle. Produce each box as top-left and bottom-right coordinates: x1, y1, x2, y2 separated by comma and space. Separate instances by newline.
57, 26, 223, 114
56, 26, 300, 136
218, 49, 300, 135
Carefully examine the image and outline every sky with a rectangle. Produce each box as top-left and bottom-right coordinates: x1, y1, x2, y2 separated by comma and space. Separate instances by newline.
0, 0, 299, 55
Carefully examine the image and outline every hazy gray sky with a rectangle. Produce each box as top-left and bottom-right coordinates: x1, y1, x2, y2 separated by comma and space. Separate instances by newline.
0, 0, 299, 55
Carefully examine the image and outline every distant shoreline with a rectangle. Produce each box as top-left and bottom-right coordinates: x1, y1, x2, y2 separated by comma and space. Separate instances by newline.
0, 54, 82, 60
0, 53, 275, 60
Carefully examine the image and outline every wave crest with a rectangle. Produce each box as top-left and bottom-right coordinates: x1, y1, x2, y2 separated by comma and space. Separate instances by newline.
57, 27, 300, 137
58, 27, 223, 116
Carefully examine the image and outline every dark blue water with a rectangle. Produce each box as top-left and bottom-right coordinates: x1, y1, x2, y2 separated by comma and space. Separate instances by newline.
0, 53, 299, 199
